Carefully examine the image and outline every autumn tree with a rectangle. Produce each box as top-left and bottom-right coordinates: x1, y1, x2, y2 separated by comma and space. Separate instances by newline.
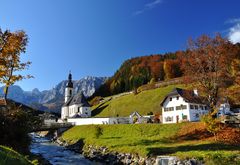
181, 34, 236, 116
163, 59, 182, 79
231, 58, 240, 85
227, 45, 240, 104
0, 29, 32, 99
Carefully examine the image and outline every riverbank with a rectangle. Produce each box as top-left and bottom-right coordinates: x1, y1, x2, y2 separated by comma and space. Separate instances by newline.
59, 123, 240, 165
30, 133, 96, 165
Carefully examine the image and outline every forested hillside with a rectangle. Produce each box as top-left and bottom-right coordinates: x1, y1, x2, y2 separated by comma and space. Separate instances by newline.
94, 41, 240, 98
94, 51, 184, 97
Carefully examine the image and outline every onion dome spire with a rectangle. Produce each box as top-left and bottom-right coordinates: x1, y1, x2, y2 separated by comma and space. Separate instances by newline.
66, 71, 73, 88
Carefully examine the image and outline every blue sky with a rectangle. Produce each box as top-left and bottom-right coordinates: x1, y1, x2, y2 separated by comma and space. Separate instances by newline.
1, 0, 240, 91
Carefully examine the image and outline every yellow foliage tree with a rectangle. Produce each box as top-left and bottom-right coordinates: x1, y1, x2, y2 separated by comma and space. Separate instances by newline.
0, 29, 32, 99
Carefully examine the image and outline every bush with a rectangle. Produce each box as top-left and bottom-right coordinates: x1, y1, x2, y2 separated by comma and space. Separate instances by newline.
93, 125, 103, 138
0, 102, 42, 153
201, 114, 221, 140
147, 111, 153, 115
153, 113, 161, 123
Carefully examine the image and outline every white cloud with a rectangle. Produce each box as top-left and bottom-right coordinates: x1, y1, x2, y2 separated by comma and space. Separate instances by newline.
227, 18, 240, 44
133, 0, 163, 16
229, 24, 240, 44
145, 0, 162, 8
226, 18, 240, 24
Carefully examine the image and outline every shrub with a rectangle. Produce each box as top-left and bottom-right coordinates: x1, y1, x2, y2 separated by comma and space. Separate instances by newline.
201, 114, 221, 140
153, 113, 161, 123
147, 111, 153, 115
0, 101, 42, 153
93, 125, 103, 138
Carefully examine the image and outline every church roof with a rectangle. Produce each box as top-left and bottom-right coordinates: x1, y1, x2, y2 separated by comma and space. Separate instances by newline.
160, 88, 206, 106
63, 92, 90, 107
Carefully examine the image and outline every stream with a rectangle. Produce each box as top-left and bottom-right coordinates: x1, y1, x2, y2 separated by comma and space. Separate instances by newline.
30, 133, 102, 165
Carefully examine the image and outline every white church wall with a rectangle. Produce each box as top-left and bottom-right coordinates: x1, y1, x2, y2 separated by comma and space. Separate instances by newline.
69, 104, 78, 117
61, 107, 69, 119
64, 104, 91, 118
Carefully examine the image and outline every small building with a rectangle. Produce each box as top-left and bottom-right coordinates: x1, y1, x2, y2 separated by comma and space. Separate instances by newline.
160, 88, 209, 124
217, 97, 232, 117
61, 73, 91, 119
129, 111, 143, 123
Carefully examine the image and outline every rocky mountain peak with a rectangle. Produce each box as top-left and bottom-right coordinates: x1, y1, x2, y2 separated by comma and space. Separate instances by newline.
0, 76, 107, 113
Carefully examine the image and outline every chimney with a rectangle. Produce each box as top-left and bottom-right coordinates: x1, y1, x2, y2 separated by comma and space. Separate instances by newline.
193, 89, 198, 96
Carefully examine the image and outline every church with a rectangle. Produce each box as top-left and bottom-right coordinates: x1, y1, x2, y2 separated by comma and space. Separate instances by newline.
61, 73, 91, 119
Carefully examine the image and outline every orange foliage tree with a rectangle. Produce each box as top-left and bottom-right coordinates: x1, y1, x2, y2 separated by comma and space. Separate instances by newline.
0, 29, 32, 99
163, 59, 182, 79
181, 34, 236, 116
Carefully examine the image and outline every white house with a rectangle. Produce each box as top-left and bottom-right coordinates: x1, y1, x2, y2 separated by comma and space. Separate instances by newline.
61, 73, 91, 119
160, 88, 209, 124
217, 98, 232, 117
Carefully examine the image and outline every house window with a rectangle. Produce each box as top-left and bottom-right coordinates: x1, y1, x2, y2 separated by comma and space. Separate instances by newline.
176, 105, 187, 110
169, 97, 172, 101
176, 96, 179, 100
78, 107, 80, 113
164, 107, 174, 112
176, 106, 181, 110
194, 105, 198, 110
199, 105, 203, 110
190, 105, 194, 109
182, 105, 187, 109
165, 116, 173, 122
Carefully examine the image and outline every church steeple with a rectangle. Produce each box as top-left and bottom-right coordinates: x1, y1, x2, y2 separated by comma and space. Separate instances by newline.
65, 71, 73, 103
66, 71, 73, 88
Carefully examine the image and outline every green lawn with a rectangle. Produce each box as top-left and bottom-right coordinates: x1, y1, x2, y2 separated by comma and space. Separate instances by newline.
61, 123, 240, 165
0, 145, 33, 165
91, 84, 186, 117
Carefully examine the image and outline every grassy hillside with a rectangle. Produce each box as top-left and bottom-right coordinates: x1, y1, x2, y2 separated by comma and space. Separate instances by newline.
0, 145, 32, 165
61, 123, 240, 164
91, 84, 186, 117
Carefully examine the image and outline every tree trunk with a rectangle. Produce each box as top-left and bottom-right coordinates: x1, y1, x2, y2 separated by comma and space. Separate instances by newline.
4, 64, 14, 101
4, 86, 9, 100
